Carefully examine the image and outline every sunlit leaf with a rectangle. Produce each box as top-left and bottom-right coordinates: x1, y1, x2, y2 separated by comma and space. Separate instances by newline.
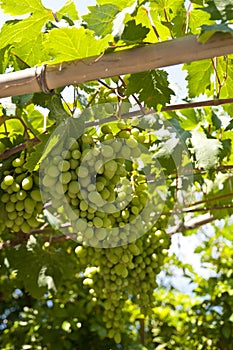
44, 27, 112, 63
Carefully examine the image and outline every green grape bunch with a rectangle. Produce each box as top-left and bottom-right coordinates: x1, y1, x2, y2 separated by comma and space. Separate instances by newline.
38, 102, 193, 344
0, 154, 43, 234
39, 105, 167, 248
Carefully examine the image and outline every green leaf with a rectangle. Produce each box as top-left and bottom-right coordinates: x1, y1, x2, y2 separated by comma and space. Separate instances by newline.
82, 4, 119, 37
44, 27, 112, 63
125, 70, 174, 108
190, 131, 222, 169
225, 119, 233, 131
188, 5, 213, 35
199, 23, 233, 43
0, 10, 52, 66
211, 111, 222, 129
200, 0, 233, 21
151, 0, 185, 18
44, 209, 62, 230
121, 20, 150, 43
0, 46, 13, 74
56, 0, 79, 21
183, 60, 213, 98
23, 133, 51, 172
97, 0, 136, 10
0, 0, 45, 15
178, 109, 202, 130
48, 94, 70, 122
12, 94, 33, 109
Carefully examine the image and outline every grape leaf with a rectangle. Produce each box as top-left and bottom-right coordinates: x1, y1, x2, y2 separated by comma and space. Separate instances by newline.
225, 119, 233, 131
188, 5, 213, 35
5, 243, 64, 298
121, 20, 150, 44
178, 109, 202, 130
151, 0, 185, 19
200, 0, 233, 21
0, 10, 52, 66
183, 60, 213, 98
23, 133, 51, 172
0, 0, 45, 15
211, 111, 222, 130
48, 94, 70, 122
82, 4, 119, 37
56, 0, 79, 21
190, 131, 222, 169
97, 0, 136, 10
125, 70, 174, 108
44, 27, 112, 63
199, 23, 233, 43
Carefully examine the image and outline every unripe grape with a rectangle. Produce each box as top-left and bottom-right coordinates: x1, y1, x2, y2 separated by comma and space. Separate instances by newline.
16, 190, 27, 201
102, 145, 114, 158
30, 189, 41, 202
21, 222, 31, 233
22, 176, 33, 191
6, 201, 16, 213
118, 130, 130, 139
3, 175, 14, 186
11, 182, 20, 192
12, 157, 24, 167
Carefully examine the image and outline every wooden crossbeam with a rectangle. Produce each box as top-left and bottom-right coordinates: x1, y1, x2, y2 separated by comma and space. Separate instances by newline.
1, 33, 233, 98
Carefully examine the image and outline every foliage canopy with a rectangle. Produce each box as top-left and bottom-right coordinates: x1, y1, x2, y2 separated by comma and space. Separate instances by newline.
0, 0, 233, 349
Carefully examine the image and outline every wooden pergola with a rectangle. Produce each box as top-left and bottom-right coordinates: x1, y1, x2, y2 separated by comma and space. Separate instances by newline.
0, 32, 233, 99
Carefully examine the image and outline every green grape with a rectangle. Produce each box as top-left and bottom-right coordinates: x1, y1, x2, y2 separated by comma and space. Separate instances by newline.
15, 217, 24, 226
5, 202, 15, 213
22, 176, 33, 191
21, 222, 31, 233
1, 193, 10, 203
15, 201, 25, 212
78, 166, 89, 178
88, 192, 104, 207
126, 137, 138, 148
42, 174, 57, 187
16, 190, 27, 201
92, 217, 103, 228
101, 124, 113, 134
117, 120, 128, 130
58, 159, 70, 172
11, 182, 20, 192
102, 145, 114, 158
82, 134, 93, 145
8, 211, 17, 221
60, 171, 72, 185
118, 130, 130, 139
68, 180, 80, 194
24, 198, 35, 214
103, 133, 114, 141
80, 200, 88, 212
3, 175, 14, 186
47, 165, 60, 178
71, 149, 81, 160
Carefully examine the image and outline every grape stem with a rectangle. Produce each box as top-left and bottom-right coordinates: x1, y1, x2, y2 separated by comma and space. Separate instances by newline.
0, 137, 40, 160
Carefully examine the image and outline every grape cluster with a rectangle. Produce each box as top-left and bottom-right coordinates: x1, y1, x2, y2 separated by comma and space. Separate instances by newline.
40, 119, 171, 343
0, 155, 43, 233
75, 228, 171, 343
41, 120, 154, 247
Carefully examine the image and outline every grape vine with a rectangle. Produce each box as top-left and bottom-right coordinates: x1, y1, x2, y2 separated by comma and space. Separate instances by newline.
0, 1, 233, 348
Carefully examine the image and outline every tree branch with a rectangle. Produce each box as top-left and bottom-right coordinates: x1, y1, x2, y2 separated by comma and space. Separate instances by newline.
0, 137, 40, 160
167, 213, 215, 235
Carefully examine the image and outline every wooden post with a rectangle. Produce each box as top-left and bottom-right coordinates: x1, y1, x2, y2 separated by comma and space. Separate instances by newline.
1, 33, 233, 98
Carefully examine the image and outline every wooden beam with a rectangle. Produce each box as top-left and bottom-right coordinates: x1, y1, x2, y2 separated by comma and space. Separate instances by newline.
1, 33, 233, 98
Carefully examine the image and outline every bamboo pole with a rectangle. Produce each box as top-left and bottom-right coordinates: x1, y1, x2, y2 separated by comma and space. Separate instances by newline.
1, 33, 233, 98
